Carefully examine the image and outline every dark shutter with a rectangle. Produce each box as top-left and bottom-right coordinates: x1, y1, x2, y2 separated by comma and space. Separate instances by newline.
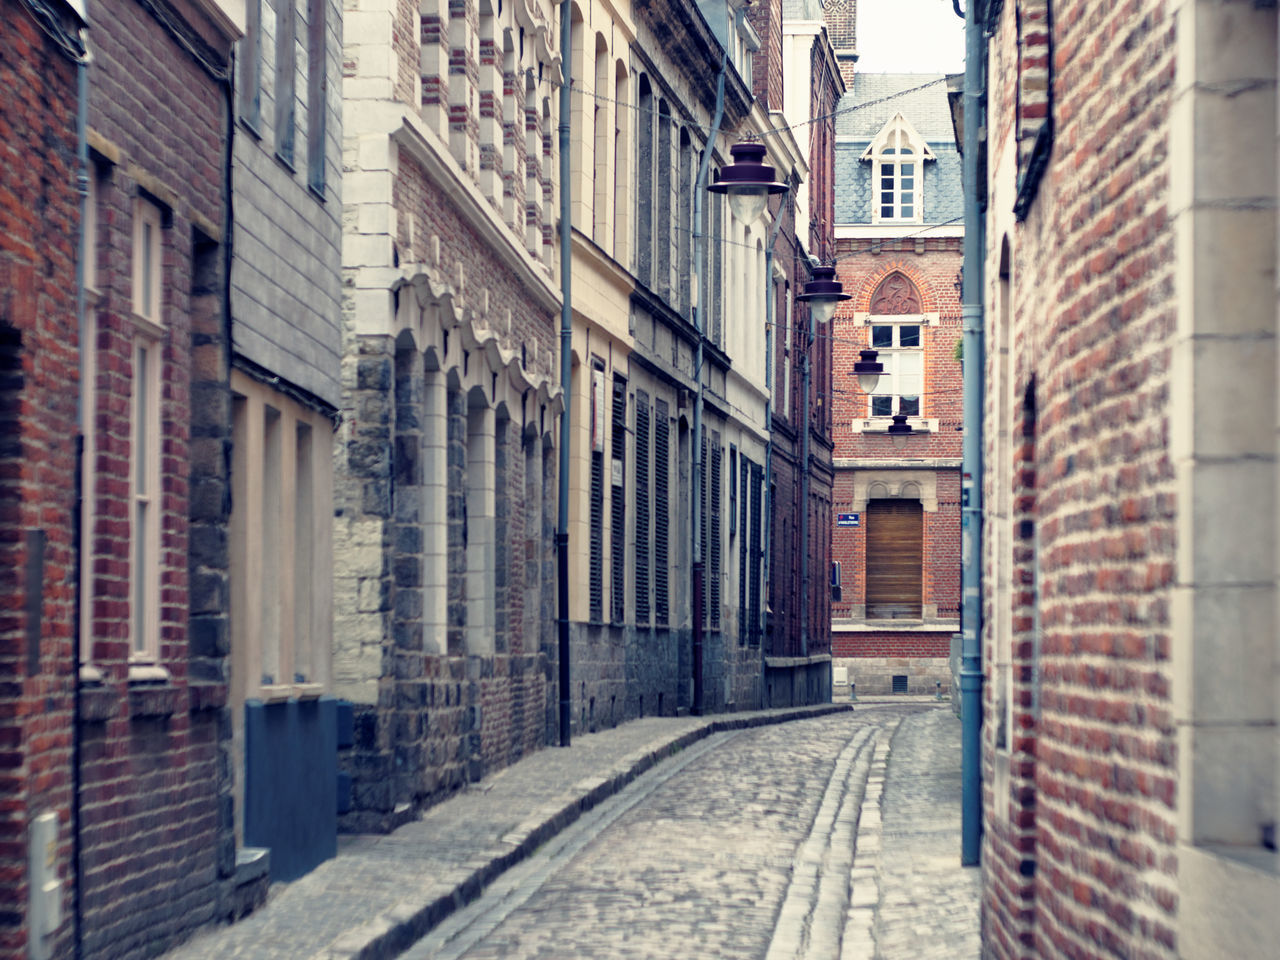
635, 392, 650, 626
654, 398, 669, 625
699, 435, 708, 627
748, 462, 763, 645
865, 499, 923, 618
611, 376, 626, 623
709, 435, 721, 630
738, 456, 749, 645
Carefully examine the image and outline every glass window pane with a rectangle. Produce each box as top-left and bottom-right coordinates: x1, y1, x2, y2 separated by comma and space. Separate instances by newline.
898, 351, 923, 396
135, 347, 148, 492
872, 325, 892, 348
901, 205, 913, 219
900, 395, 920, 417
142, 222, 153, 317
871, 395, 893, 417
901, 163, 914, 176
899, 325, 920, 347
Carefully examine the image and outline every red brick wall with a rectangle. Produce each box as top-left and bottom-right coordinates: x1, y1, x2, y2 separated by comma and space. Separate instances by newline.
830, 242, 963, 624
982, 3, 1180, 959
746, 0, 783, 113
831, 631, 951, 659
0, 4, 82, 954
78, 2, 234, 955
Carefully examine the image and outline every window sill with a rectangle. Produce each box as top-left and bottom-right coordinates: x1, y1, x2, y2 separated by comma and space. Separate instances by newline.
255, 683, 324, 703
855, 417, 937, 434
127, 311, 165, 339
128, 663, 171, 684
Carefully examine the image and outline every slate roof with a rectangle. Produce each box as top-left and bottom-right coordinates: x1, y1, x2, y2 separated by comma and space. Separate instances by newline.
835, 73, 955, 141
834, 72, 964, 226
781, 0, 823, 19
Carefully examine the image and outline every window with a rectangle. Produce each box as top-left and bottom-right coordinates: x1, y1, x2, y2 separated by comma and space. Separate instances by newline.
869, 322, 923, 418
610, 375, 626, 624
230, 372, 334, 699
589, 362, 605, 622
276, 0, 297, 165
306, 0, 327, 193
653, 398, 670, 625
863, 113, 932, 224
634, 392, 650, 626
130, 198, 164, 663
241, 0, 263, 130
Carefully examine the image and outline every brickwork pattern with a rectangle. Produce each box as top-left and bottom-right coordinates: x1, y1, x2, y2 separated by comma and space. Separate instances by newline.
0, 5, 81, 954
78, 2, 236, 955
982, 3, 1180, 959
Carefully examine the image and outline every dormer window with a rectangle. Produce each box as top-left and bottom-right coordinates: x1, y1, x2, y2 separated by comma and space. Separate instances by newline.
862, 113, 934, 224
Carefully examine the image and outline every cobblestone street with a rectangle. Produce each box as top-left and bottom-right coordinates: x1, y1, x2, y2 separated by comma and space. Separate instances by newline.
165, 703, 978, 960
409, 706, 978, 960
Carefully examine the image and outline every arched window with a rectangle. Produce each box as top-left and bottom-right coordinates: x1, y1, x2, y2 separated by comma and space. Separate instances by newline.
636, 76, 653, 283
592, 34, 610, 243
866, 271, 924, 418
862, 113, 932, 224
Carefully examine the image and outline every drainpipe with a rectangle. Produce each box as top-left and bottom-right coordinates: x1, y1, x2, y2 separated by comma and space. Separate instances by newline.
761, 197, 786, 704
959, 0, 987, 866
798, 268, 813, 663
691, 52, 727, 717
72, 16, 89, 957
556, 0, 573, 746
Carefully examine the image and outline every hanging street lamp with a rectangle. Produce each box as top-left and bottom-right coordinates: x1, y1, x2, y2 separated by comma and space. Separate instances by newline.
796, 263, 851, 325
709, 140, 789, 223
851, 348, 885, 394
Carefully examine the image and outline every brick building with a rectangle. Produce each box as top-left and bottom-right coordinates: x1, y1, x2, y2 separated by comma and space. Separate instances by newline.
74, 0, 247, 955
978, 1, 1280, 957
747, 0, 845, 706
335, 0, 564, 828
828, 71, 964, 696
0, 2, 84, 956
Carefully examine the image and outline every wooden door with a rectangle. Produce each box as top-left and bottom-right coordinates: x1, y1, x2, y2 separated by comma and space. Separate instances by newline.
865, 499, 922, 618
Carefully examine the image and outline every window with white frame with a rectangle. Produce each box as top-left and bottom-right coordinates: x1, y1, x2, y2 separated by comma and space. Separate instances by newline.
868, 321, 922, 418
230, 371, 334, 700
863, 113, 932, 224
130, 198, 164, 662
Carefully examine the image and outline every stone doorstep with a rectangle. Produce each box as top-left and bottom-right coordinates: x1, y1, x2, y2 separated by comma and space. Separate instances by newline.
315, 703, 855, 960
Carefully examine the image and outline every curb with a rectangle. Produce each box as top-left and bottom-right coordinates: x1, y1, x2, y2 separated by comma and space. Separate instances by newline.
317, 703, 856, 959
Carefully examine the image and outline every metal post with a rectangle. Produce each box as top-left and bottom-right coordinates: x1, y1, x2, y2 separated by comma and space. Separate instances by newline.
556, 0, 573, 747
959, 0, 987, 866
690, 56, 727, 716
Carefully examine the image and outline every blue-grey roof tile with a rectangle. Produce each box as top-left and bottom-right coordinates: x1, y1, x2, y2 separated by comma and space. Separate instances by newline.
834, 73, 963, 226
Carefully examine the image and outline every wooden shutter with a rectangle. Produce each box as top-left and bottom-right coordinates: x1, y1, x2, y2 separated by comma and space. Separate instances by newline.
653, 398, 669, 625
610, 376, 626, 623
635, 393, 650, 626
865, 499, 922, 618
709, 434, 721, 630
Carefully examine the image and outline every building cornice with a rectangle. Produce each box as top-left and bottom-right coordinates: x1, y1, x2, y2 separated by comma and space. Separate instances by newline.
835, 223, 965, 239
391, 109, 561, 316
833, 457, 961, 469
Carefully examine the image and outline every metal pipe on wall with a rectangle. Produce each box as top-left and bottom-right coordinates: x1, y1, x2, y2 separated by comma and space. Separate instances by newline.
556, 0, 573, 747
959, 0, 988, 866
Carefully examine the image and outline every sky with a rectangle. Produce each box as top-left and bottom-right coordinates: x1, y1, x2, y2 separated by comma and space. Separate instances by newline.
852, 0, 966, 74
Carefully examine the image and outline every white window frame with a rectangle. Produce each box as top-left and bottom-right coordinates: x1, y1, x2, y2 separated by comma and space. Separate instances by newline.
854, 314, 938, 434
230, 371, 334, 703
862, 113, 933, 225
129, 198, 165, 669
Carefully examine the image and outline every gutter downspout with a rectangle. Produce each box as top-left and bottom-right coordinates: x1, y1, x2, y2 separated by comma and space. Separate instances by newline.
798, 266, 813, 663
691, 52, 727, 717
72, 19, 89, 958
959, 0, 987, 866
556, 0, 573, 746
761, 196, 786, 705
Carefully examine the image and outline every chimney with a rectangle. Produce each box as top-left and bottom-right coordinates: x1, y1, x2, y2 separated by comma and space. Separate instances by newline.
824, 0, 858, 85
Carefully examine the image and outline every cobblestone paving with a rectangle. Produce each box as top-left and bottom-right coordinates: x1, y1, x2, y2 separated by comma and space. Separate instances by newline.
848, 708, 982, 959
162, 706, 852, 960
413, 707, 932, 960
